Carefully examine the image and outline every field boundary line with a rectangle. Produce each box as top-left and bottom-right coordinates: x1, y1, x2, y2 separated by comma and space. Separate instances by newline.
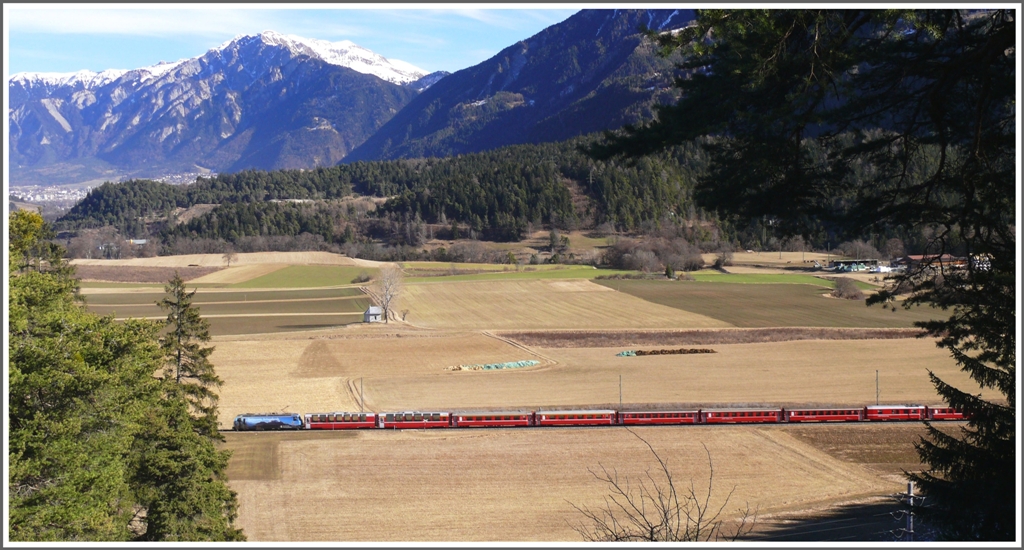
114, 312, 365, 320
97, 295, 368, 307
480, 330, 559, 367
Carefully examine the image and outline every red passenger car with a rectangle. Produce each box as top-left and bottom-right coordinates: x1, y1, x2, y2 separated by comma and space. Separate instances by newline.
535, 410, 616, 427
864, 405, 926, 421
619, 410, 700, 425
784, 408, 865, 422
702, 409, 782, 424
380, 411, 451, 429
452, 412, 534, 428
305, 411, 377, 429
926, 406, 966, 421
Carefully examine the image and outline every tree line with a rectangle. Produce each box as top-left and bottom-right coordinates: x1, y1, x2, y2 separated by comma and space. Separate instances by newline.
9, 210, 244, 542
54, 134, 710, 244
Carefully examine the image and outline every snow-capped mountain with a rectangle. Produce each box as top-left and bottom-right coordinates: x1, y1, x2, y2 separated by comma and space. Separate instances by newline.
233, 30, 428, 84
8, 31, 430, 185
10, 31, 427, 92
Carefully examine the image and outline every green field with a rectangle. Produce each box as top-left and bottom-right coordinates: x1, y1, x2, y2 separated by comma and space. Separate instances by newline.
83, 285, 370, 336
87, 295, 369, 319
688, 271, 877, 288
404, 265, 635, 283
78, 282, 165, 289
199, 314, 365, 336
231, 265, 378, 288
400, 261, 569, 271
595, 279, 942, 328
83, 287, 364, 306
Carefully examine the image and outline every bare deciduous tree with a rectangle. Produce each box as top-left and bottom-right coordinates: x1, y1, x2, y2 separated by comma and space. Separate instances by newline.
222, 250, 238, 268
375, 265, 403, 324
568, 431, 757, 542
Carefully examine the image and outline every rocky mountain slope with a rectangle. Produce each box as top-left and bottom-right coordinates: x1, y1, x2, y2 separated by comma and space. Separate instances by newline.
343, 9, 694, 162
9, 31, 429, 185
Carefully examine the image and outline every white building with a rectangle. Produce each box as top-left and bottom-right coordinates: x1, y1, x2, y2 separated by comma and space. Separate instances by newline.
364, 306, 382, 323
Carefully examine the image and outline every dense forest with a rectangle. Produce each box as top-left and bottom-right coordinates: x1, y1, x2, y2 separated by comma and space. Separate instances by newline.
55, 134, 709, 245
54, 129, 951, 264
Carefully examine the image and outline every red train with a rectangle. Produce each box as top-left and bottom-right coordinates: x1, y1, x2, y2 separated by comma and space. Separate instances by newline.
277, 404, 965, 431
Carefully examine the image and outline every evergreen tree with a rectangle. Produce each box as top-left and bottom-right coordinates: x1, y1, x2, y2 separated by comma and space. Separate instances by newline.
157, 273, 223, 440
9, 233, 163, 539
592, 9, 1016, 540
129, 381, 245, 541
8, 212, 245, 542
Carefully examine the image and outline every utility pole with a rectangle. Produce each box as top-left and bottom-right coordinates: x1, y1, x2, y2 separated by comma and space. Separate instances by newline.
876, 370, 880, 405
907, 482, 915, 542
360, 378, 364, 412
619, 375, 622, 408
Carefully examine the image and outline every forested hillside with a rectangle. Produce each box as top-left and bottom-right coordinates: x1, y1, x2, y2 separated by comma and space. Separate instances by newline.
55, 134, 709, 245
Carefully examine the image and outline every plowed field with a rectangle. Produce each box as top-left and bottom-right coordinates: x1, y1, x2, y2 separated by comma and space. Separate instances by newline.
224, 424, 903, 541
401, 279, 731, 330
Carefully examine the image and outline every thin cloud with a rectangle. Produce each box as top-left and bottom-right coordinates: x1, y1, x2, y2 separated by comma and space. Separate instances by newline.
446, 8, 575, 29
6, 8, 288, 38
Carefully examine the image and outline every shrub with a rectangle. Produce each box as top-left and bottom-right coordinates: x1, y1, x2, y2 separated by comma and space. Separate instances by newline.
351, 272, 372, 284
831, 277, 865, 300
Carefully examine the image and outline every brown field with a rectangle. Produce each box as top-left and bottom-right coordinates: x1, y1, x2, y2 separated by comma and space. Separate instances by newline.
188, 263, 289, 284
222, 423, 932, 541
401, 279, 731, 330
213, 329, 541, 423
212, 330, 973, 428
91, 253, 977, 542
601, 279, 938, 328
73, 264, 223, 282
70, 251, 387, 268
498, 328, 925, 348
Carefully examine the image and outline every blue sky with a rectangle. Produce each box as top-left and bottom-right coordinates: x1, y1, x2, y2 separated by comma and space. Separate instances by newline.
4, 4, 583, 76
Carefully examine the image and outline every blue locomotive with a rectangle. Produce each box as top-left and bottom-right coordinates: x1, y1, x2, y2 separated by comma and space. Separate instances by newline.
233, 413, 304, 431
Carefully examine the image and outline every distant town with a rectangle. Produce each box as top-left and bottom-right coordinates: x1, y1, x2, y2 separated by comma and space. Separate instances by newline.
8, 171, 215, 218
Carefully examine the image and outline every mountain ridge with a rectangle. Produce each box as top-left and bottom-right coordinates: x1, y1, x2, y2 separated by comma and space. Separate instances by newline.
9, 31, 427, 185
342, 9, 694, 162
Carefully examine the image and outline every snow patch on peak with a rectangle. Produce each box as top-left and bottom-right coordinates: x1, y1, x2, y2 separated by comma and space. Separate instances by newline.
246, 30, 428, 84
10, 68, 127, 89
134, 59, 187, 83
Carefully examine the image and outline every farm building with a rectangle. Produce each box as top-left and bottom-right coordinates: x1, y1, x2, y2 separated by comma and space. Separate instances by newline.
829, 259, 879, 271
892, 254, 967, 271
364, 306, 382, 323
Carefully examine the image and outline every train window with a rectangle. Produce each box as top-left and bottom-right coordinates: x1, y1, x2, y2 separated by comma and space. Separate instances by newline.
385, 414, 394, 422
431, 413, 440, 421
